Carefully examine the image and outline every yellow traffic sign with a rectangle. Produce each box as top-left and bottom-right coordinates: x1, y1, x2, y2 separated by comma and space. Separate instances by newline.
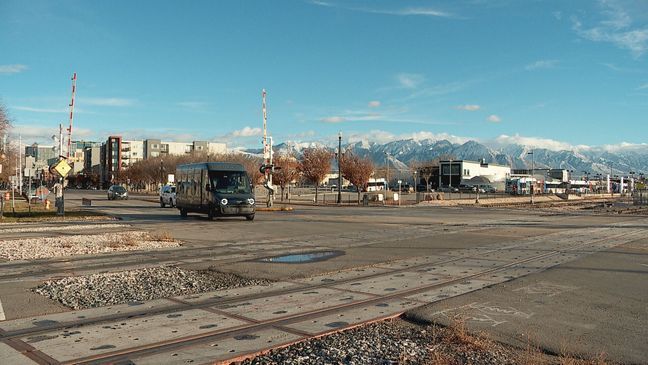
53, 159, 72, 178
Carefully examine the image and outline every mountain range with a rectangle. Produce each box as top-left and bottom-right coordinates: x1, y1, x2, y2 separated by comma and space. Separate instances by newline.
248, 139, 647, 176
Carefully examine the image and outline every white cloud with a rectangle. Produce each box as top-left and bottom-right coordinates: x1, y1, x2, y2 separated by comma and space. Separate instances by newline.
308, 1, 454, 18
321, 116, 347, 123
345, 129, 471, 145
487, 114, 501, 123
82, 98, 135, 107
0, 64, 28, 74
368, 100, 381, 108
637, 82, 648, 90
455, 104, 480, 111
397, 73, 425, 89
176, 101, 208, 109
12, 106, 69, 113
493, 134, 576, 151
525, 59, 559, 71
572, 1, 648, 57
9, 124, 93, 144
231, 126, 263, 137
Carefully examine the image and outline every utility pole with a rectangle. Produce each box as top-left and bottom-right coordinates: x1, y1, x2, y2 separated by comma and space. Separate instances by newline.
66, 72, 77, 159
18, 135, 22, 196
261, 89, 274, 207
337, 132, 342, 204
385, 152, 390, 191
528, 149, 534, 204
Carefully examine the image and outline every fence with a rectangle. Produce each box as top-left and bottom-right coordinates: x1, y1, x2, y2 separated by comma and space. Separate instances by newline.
634, 190, 648, 206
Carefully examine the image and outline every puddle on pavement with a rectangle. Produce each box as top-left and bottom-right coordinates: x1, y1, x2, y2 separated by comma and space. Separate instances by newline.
258, 250, 343, 264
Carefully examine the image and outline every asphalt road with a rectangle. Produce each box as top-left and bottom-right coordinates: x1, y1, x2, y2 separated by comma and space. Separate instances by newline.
0, 189, 646, 364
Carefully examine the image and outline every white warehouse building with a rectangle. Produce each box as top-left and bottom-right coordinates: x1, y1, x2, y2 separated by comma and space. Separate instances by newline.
439, 160, 511, 190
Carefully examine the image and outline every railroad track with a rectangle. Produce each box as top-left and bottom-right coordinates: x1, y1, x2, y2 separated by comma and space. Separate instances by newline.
0, 224, 643, 365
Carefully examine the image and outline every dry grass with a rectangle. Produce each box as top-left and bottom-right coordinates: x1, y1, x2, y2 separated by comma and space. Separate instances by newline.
147, 230, 174, 242
105, 235, 138, 248
423, 316, 612, 365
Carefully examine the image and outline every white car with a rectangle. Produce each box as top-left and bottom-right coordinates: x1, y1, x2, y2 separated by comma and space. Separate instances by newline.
159, 185, 176, 207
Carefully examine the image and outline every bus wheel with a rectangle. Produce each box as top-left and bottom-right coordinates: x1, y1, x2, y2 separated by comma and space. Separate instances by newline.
180, 208, 187, 218
160, 199, 165, 208
245, 214, 255, 221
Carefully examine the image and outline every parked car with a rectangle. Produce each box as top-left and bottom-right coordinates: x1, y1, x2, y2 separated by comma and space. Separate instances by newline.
159, 185, 176, 207
458, 184, 477, 193
440, 185, 459, 193
107, 185, 128, 200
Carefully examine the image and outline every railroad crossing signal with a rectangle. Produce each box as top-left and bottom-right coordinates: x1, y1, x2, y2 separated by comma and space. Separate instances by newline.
259, 164, 281, 174
51, 159, 72, 178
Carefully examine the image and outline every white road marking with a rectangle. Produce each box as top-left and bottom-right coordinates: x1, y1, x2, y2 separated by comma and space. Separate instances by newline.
0, 297, 5, 321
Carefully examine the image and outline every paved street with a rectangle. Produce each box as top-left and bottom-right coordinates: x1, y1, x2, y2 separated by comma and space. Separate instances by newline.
0, 190, 646, 364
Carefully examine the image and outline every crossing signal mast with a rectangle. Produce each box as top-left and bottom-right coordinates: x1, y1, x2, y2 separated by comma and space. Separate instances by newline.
66, 72, 77, 159
261, 89, 275, 207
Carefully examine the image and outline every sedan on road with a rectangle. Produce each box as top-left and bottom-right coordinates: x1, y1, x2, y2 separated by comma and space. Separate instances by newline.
107, 185, 129, 200
159, 185, 176, 207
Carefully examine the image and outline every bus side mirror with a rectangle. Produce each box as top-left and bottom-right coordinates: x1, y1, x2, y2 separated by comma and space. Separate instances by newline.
205, 184, 211, 191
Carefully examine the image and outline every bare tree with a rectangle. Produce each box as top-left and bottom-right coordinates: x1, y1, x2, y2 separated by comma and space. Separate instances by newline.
272, 153, 299, 201
0, 102, 15, 185
340, 150, 374, 203
298, 147, 333, 204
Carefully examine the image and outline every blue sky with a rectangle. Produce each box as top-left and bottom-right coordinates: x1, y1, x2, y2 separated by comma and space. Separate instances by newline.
1, 0, 647, 150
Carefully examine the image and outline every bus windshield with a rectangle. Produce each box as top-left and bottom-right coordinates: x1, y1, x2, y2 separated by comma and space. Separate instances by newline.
208, 171, 251, 194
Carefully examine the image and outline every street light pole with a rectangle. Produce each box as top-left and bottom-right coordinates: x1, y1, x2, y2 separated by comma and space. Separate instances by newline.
528, 149, 534, 204
385, 152, 390, 192
413, 170, 418, 203
337, 132, 342, 205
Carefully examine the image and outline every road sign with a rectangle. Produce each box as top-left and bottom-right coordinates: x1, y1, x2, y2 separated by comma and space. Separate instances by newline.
52, 159, 72, 178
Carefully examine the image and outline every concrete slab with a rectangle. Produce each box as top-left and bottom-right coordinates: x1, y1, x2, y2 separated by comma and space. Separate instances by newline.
23, 308, 247, 362
404, 278, 502, 303
171, 281, 301, 304
0, 341, 37, 364
292, 266, 395, 284
419, 258, 512, 278
131, 327, 301, 365
405, 241, 648, 364
332, 270, 450, 296
219, 288, 373, 322
285, 298, 420, 335
0, 298, 177, 333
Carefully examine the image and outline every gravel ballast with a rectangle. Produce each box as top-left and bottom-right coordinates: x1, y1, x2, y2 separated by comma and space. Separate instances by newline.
239, 319, 540, 365
0, 231, 180, 260
0, 223, 131, 234
35, 266, 272, 309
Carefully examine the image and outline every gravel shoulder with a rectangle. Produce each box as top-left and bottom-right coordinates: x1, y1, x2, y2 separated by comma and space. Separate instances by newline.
0, 231, 180, 260
236, 318, 578, 365
35, 266, 272, 309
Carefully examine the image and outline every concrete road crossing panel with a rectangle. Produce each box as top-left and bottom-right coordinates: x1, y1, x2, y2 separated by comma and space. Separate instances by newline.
131, 327, 301, 365
0, 341, 37, 364
332, 271, 450, 296
172, 281, 302, 304
285, 299, 421, 335
405, 278, 501, 303
21, 309, 247, 362
218, 288, 373, 322
0, 298, 178, 333
293, 266, 394, 285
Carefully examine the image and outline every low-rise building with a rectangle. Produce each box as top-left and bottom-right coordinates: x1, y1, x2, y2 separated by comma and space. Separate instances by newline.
439, 160, 511, 190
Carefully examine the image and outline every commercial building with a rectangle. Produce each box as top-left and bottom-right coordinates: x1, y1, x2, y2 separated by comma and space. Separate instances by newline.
439, 160, 511, 190
24, 143, 58, 165
142, 139, 226, 159
98, 137, 227, 185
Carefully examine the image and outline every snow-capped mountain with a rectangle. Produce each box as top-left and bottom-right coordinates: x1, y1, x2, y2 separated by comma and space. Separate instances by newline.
247, 139, 648, 175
